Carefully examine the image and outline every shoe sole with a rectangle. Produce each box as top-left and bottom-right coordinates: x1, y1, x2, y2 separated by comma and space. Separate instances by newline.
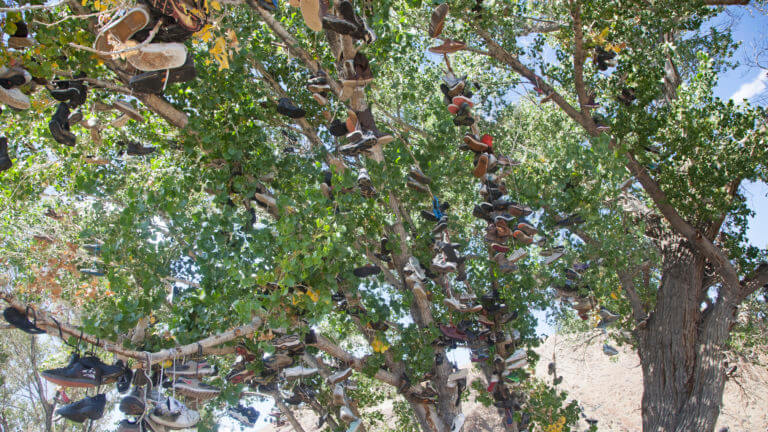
41, 372, 98, 388
119, 396, 145, 415
300, 0, 323, 31
127, 43, 187, 72
93, 6, 150, 55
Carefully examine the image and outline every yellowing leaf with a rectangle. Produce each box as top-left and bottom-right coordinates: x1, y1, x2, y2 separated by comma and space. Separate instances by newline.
371, 337, 389, 353
210, 36, 230, 70
81, 0, 87, 6
211, 0, 221, 11
306, 288, 319, 303
610, 291, 619, 300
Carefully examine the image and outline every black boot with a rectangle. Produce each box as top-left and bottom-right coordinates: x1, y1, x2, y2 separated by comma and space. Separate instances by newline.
49, 103, 76, 146
0, 137, 11, 172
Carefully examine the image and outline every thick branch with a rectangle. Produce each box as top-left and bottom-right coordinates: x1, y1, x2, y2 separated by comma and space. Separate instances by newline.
703, 0, 749, 4
569, 1, 590, 116
623, 151, 741, 289
0, 293, 260, 366
473, 26, 584, 125
618, 270, 646, 323
737, 262, 768, 302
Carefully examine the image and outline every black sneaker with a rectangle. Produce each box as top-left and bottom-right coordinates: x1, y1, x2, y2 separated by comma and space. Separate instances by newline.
79, 356, 126, 384
329, 119, 348, 136
41, 354, 100, 387
277, 97, 306, 119
2, 306, 44, 334
129, 54, 197, 94
0, 137, 11, 172
49, 103, 76, 146
56, 394, 106, 423
125, 141, 156, 156
322, 14, 358, 35
120, 386, 146, 415
353, 265, 381, 277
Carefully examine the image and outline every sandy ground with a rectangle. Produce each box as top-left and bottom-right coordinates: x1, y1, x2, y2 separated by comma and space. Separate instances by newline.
259, 331, 768, 431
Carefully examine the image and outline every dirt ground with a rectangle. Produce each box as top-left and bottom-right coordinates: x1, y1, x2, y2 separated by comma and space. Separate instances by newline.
260, 331, 768, 431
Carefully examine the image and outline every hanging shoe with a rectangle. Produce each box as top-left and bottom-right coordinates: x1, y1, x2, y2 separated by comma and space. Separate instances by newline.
7, 21, 36, 48
119, 386, 146, 415
124, 141, 156, 156
93, 5, 151, 56
129, 54, 197, 94
428, 39, 466, 54
474, 153, 488, 178
0, 137, 11, 172
49, 103, 76, 146
150, 397, 200, 429
56, 394, 106, 423
0, 67, 31, 109
355, 106, 394, 145
429, 3, 449, 38
127, 42, 188, 72
171, 377, 221, 400
300, 0, 323, 31
277, 97, 306, 119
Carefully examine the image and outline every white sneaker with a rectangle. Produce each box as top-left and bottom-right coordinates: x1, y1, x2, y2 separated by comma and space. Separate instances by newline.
505, 358, 528, 372
333, 383, 345, 405
543, 250, 565, 265
505, 348, 526, 364
284, 366, 318, 379
150, 397, 200, 429
327, 367, 353, 385
340, 406, 358, 423
451, 413, 465, 432
507, 248, 528, 264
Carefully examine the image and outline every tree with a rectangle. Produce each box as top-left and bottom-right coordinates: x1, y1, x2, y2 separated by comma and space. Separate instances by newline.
0, 0, 765, 431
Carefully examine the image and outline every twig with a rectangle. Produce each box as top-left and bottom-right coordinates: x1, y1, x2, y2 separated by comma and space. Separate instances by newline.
33, 10, 113, 27
0, 1, 66, 11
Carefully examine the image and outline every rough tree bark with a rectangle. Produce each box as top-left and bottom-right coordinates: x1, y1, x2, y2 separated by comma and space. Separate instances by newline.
636, 237, 736, 432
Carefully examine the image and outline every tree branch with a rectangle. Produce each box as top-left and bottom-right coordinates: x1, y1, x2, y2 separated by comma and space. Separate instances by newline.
569, 0, 590, 116
0, 293, 261, 366
737, 262, 768, 302
618, 270, 646, 323
703, 0, 749, 5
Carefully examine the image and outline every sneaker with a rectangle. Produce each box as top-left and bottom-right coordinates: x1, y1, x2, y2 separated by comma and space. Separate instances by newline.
409, 166, 431, 185
125, 141, 155, 156
505, 348, 526, 364
340, 406, 358, 423
150, 397, 200, 429
339, 132, 376, 155
49, 103, 76, 146
129, 54, 197, 94
277, 97, 306, 119
507, 248, 528, 264
0, 137, 11, 172
406, 176, 430, 193
171, 377, 221, 400
0, 67, 31, 109
2, 306, 45, 334
127, 42, 188, 71
327, 367, 353, 385
353, 265, 381, 277
513, 230, 533, 245
492, 253, 518, 274
56, 394, 106, 423
93, 5, 151, 55
333, 383, 346, 405
322, 14, 358, 35
329, 119, 349, 136
119, 386, 146, 415
474, 153, 489, 178
300, 0, 323, 31
463, 134, 488, 152
428, 3, 449, 38
166, 360, 214, 377
451, 413, 465, 432
603, 344, 619, 356
431, 254, 457, 274
348, 418, 363, 432
429, 39, 467, 54
516, 218, 538, 236
273, 334, 303, 351
41, 355, 101, 388
284, 365, 318, 379
264, 353, 293, 370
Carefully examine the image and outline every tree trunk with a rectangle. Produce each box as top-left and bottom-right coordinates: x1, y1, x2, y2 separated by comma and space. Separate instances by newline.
638, 239, 736, 432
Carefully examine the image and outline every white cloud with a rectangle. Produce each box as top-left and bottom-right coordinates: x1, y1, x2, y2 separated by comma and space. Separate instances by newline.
731, 70, 768, 103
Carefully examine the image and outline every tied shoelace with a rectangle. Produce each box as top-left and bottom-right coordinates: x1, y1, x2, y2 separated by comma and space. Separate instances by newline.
432, 196, 443, 220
